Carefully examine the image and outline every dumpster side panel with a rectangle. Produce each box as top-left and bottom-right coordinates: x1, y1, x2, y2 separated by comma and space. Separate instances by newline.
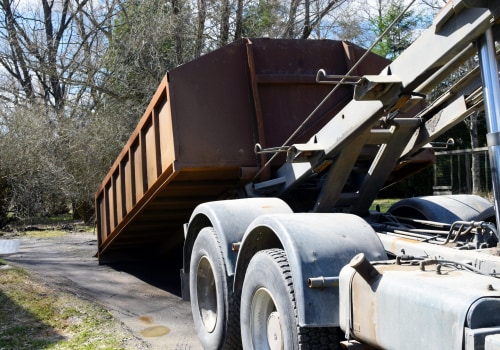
168, 40, 257, 168
96, 77, 176, 258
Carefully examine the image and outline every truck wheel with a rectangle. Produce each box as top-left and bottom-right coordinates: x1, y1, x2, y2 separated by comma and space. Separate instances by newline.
190, 227, 240, 349
240, 249, 299, 350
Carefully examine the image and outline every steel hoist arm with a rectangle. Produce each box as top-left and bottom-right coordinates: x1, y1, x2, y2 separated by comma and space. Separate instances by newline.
249, 1, 500, 215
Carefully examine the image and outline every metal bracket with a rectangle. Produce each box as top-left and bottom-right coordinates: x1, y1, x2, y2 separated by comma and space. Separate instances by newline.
429, 138, 455, 150
316, 69, 405, 110
254, 143, 290, 155
315, 69, 362, 85
287, 143, 325, 162
354, 75, 403, 108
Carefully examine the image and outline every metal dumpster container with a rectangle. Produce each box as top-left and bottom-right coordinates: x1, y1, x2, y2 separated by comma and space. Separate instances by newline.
95, 38, 388, 262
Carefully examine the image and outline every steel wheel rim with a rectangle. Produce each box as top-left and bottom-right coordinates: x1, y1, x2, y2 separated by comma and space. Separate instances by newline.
196, 256, 217, 333
250, 288, 283, 350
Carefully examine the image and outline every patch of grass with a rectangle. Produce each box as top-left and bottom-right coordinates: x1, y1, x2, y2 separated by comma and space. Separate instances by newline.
0, 264, 144, 349
1, 218, 94, 238
16, 229, 68, 238
18, 229, 67, 239
370, 198, 400, 213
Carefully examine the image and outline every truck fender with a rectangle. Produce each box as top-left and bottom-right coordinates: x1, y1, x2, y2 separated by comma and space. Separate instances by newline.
388, 194, 493, 223
234, 212, 387, 327
182, 198, 292, 295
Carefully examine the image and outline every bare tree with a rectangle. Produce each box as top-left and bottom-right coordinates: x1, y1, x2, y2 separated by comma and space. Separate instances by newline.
284, 0, 301, 38
420, 0, 447, 11
233, 0, 349, 39
195, 0, 207, 57
0, 0, 106, 110
301, 0, 347, 38
171, 0, 185, 64
234, 0, 243, 40
219, 0, 230, 46
0, 0, 118, 221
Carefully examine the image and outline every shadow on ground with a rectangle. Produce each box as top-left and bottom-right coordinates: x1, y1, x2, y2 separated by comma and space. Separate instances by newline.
107, 251, 184, 297
0, 288, 65, 348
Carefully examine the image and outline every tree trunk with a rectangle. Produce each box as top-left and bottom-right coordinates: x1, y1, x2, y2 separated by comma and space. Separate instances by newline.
285, 0, 300, 38
171, 0, 183, 65
219, 0, 230, 46
234, 0, 243, 40
302, 0, 311, 38
195, 0, 206, 57
1, 0, 34, 100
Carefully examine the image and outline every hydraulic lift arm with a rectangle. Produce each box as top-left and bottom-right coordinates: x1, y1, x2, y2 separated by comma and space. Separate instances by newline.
250, 0, 500, 216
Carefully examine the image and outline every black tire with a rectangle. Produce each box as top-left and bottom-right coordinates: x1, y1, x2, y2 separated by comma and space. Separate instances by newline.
240, 249, 299, 350
298, 326, 343, 350
190, 227, 241, 349
240, 248, 342, 350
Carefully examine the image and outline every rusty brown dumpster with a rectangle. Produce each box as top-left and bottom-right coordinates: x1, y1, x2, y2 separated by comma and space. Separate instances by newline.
95, 38, 388, 262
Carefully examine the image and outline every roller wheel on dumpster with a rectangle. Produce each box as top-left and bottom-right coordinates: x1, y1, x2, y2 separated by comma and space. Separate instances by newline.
189, 227, 241, 349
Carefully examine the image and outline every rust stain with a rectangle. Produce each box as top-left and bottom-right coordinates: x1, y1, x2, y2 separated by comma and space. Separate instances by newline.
140, 325, 171, 337
139, 315, 153, 324
138, 315, 170, 337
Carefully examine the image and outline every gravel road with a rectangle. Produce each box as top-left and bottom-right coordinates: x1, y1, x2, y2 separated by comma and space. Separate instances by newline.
3, 231, 203, 350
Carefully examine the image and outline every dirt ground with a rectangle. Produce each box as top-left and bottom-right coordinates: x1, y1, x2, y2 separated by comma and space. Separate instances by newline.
2, 230, 203, 350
